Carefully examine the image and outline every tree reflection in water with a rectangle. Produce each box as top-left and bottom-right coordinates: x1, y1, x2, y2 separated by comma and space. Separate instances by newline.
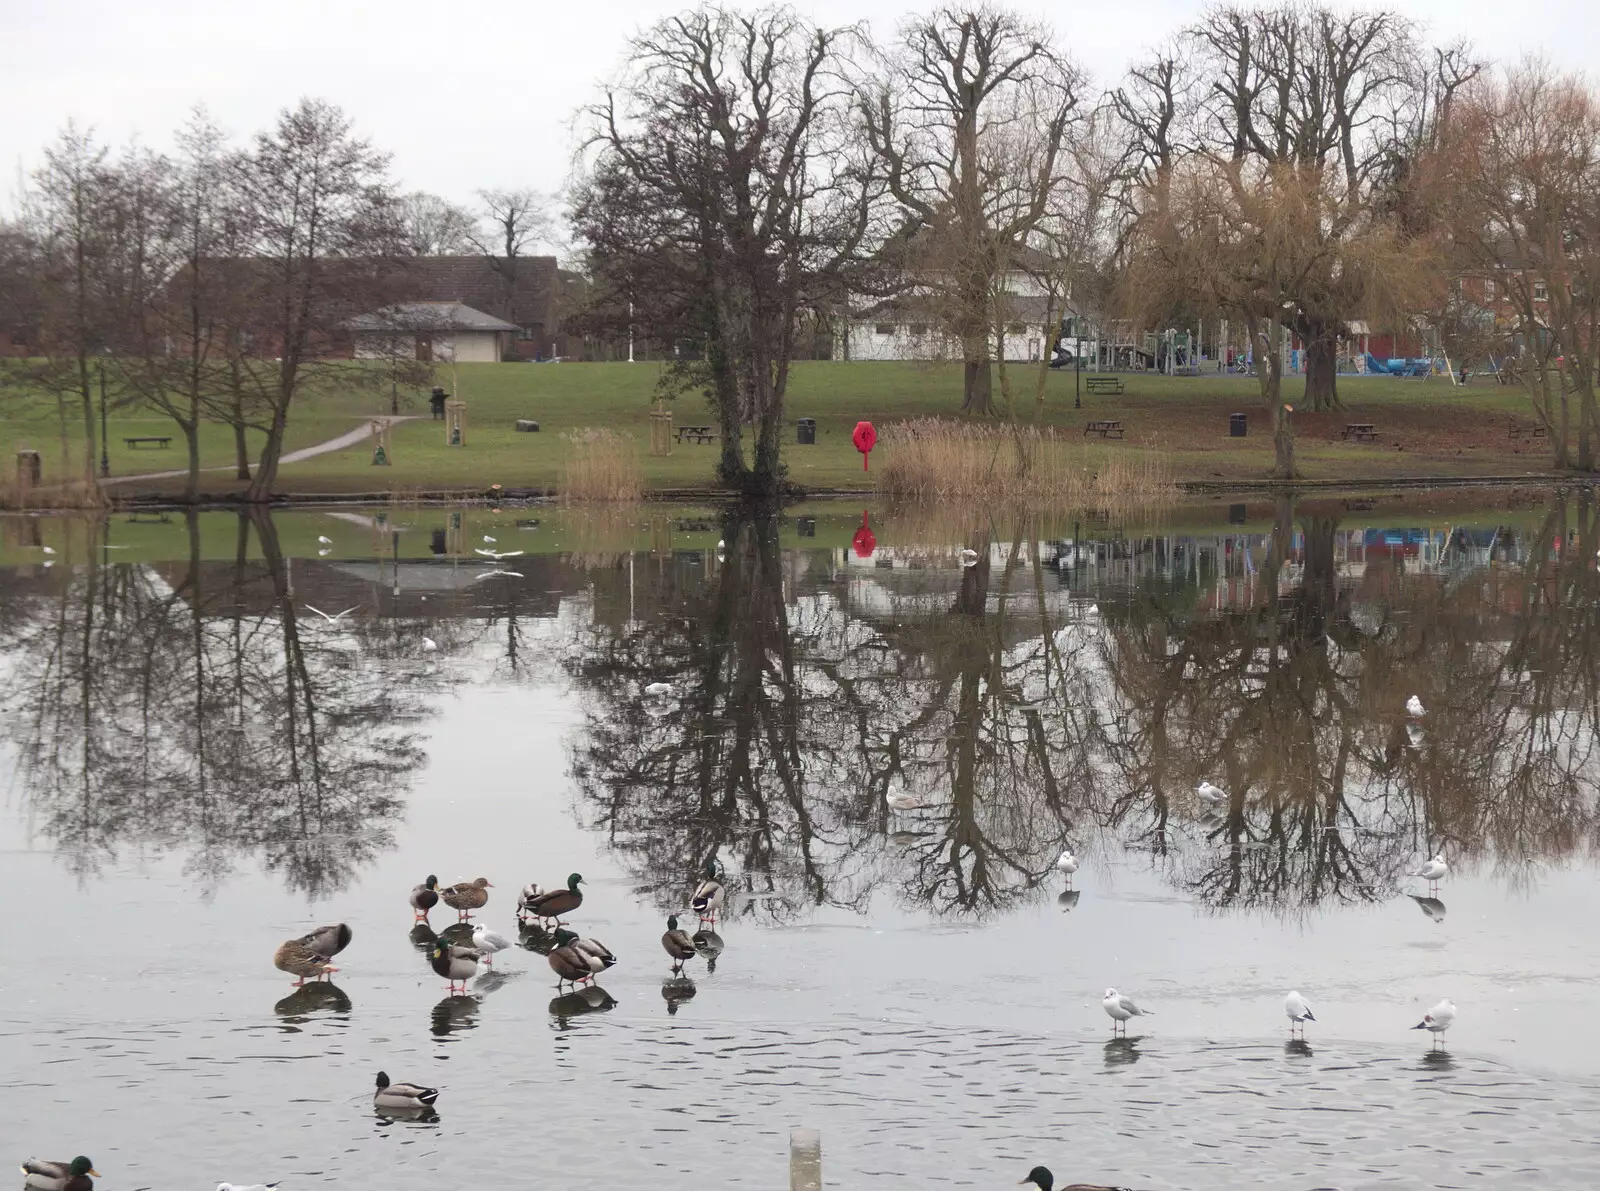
566, 497, 1600, 919
0, 510, 444, 897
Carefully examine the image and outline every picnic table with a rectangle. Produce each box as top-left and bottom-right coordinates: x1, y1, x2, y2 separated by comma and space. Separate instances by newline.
124, 436, 173, 449
1083, 419, 1125, 439
1085, 375, 1125, 396
676, 425, 716, 444
1341, 423, 1379, 442
1508, 421, 1548, 440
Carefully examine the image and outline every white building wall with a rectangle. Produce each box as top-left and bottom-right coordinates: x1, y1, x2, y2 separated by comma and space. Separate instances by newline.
354, 330, 502, 362
836, 320, 1054, 363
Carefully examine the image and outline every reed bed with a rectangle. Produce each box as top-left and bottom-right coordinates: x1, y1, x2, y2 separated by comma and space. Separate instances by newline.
0, 475, 109, 512
559, 428, 644, 504
876, 417, 1178, 515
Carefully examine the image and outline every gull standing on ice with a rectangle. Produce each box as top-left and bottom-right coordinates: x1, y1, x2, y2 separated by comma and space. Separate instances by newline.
1413, 854, 1448, 892
1411, 998, 1456, 1044
1102, 987, 1152, 1034
1284, 990, 1315, 1036
1196, 781, 1228, 807
471, 923, 513, 967
1056, 849, 1079, 887
1406, 694, 1426, 718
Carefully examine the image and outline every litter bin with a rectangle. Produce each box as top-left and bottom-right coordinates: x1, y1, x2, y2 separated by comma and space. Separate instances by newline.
797, 417, 816, 445
796, 516, 816, 538
1229, 412, 1248, 438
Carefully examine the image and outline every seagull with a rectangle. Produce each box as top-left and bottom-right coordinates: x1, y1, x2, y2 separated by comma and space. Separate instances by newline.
41, 545, 55, 555
1406, 694, 1426, 718
421, 637, 437, 652
483, 535, 496, 543
1411, 998, 1456, 1043
474, 547, 525, 560
886, 788, 924, 812
471, 923, 513, 968
304, 604, 359, 624
1284, 990, 1315, 1036
959, 547, 980, 568
216, 1183, 280, 1191
1056, 849, 1079, 886
1196, 781, 1228, 806
1413, 854, 1448, 891
318, 546, 332, 557
1102, 987, 1152, 1034
317, 535, 332, 546
643, 681, 675, 698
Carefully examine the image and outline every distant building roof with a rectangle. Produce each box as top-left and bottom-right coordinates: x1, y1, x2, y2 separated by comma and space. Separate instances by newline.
344, 301, 519, 334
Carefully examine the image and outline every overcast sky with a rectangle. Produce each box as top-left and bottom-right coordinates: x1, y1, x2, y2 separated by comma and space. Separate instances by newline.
1, 0, 1591, 231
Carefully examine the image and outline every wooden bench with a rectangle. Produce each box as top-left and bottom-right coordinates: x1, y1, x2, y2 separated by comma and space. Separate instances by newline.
1083, 419, 1125, 439
1341, 423, 1379, 442
124, 436, 173, 449
676, 425, 716, 444
1508, 421, 1548, 440
1085, 375, 1124, 396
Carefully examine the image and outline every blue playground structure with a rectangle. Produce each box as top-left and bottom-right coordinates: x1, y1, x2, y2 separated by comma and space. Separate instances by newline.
1364, 352, 1439, 378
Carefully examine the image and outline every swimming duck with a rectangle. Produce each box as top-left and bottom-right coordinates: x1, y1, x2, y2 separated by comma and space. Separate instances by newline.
470, 923, 513, 967
429, 942, 480, 993
520, 873, 584, 926
440, 877, 493, 922
21, 1157, 99, 1191
273, 936, 338, 986
373, 1070, 439, 1111
1019, 1165, 1130, 1191
691, 863, 725, 924
548, 929, 596, 987
410, 876, 440, 922
296, 923, 352, 960
661, 915, 696, 966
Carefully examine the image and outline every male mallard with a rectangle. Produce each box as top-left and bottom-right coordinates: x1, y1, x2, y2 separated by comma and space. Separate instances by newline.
429, 942, 480, 993
691, 862, 725, 924
661, 914, 696, 967
521, 873, 583, 926
1019, 1165, 1130, 1191
548, 928, 596, 987
273, 936, 338, 986
21, 1157, 99, 1191
514, 883, 544, 919
410, 875, 440, 922
440, 877, 493, 922
296, 923, 352, 960
374, 1070, 439, 1111
572, 935, 617, 975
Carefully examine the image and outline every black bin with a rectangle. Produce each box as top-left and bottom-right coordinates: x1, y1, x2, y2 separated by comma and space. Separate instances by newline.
1229, 413, 1248, 437
1228, 504, 1248, 525
797, 417, 816, 445
796, 516, 816, 538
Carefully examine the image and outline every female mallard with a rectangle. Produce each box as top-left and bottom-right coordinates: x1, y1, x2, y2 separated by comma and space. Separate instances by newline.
1019, 1165, 1130, 1191
547, 929, 596, 987
661, 914, 696, 967
21, 1157, 99, 1191
273, 936, 338, 986
440, 877, 493, 922
691, 862, 725, 924
521, 873, 583, 926
296, 923, 352, 960
429, 942, 480, 993
374, 1070, 440, 1111
410, 875, 440, 922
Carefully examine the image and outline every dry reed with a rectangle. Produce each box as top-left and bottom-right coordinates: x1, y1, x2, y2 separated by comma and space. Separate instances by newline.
560, 428, 645, 504
0, 476, 109, 512
876, 418, 1178, 515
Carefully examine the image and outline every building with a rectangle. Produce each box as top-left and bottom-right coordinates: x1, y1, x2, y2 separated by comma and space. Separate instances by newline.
396, 256, 581, 360
345, 301, 520, 363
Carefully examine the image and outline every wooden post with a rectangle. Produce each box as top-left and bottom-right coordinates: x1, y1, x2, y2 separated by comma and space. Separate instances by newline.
445, 399, 466, 447
15, 449, 42, 494
790, 1128, 821, 1191
649, 401, 674, 456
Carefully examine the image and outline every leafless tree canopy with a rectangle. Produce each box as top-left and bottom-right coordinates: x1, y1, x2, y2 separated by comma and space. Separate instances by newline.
400, 190, 477, 255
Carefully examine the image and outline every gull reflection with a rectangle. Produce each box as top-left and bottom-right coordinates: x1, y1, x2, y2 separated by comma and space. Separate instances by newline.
274, 981, 352, 1020
1420, 1048, 1456, 1072
1410, 895, 1447, 924
1284, 1038, 1314, 1058
1057, 889, 1082, 913
1104, 1037, 1142, 1068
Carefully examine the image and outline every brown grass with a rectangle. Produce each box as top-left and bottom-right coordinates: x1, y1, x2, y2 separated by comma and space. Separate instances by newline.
875, 418, 1179, 514
560, 428, 645, 503
0, 475, 109, 511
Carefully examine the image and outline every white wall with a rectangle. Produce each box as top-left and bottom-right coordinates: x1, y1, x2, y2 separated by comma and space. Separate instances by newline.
353, 330, 502, 362
836, 321, 1052, 363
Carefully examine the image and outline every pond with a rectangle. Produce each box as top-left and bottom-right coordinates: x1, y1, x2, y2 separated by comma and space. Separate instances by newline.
3, 492, 1600, 1190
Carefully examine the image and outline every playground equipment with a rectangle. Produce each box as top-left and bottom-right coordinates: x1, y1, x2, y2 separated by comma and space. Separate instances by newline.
1364, 353, 1443, 378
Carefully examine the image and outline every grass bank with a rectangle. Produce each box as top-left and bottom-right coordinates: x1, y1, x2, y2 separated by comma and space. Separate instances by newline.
0, 360, 1567, 500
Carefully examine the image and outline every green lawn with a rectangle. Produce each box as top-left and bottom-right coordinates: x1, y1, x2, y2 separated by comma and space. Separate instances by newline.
0, 360, 1558, 498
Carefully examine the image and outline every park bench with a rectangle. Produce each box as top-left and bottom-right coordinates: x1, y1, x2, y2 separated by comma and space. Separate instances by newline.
1341, 423, 1379, 442
1083, 419, 1125, 439
676, 425, 716, 444
1508, 421, 1548, 441
124, 436, 173, 449
1085, 375, 1124, 396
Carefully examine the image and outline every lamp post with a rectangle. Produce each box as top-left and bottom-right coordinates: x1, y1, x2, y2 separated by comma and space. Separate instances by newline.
98, 351, 110, 479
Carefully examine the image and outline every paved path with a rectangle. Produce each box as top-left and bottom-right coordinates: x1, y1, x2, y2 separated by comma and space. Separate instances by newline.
105, 416, 417, 484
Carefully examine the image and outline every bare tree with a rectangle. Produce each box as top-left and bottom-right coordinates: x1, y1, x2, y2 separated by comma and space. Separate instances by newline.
470, 187, 550, 337
399, 190, 476, 255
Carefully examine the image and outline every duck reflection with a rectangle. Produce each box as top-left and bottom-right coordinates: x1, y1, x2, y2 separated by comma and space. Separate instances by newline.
437, 921, 476, 947
374, 1104, 440, 1125
1104, 1037, 1141, 1067
430, 993, 481, 1036
274, 981, 352, 1020
549, 983, 618, 1026
1284, 1038, 1314, 1058
692, 928, 724, 975
1410, 895, 1447, 924
518, 921, 557, 954
662, 973, 698, 1015
409, 923, 439, 954
1057, 889, 1082, 913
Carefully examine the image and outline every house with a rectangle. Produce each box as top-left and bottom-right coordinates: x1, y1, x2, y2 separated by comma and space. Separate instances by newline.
396, 256, 581, 360
836, 283, 1078, 364
345, 301, 519, 363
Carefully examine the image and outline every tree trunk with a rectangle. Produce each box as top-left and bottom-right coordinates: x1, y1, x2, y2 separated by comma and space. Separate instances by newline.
1253, 316, 1296, 480
962, 355, 993, 414
245, 404, 287, 502
183, 421, 201, 504
1301, 325, 1342, 411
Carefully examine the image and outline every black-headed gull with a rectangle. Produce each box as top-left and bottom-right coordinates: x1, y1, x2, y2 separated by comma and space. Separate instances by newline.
1406, 694, 1426, 718
304, 604, 358, 624
217, 1183, 280, 1191
1413, 854, 1448, 890
1284, 990, 1315, 1036
1056, 849, 1079, 886
1411, 998, 1456, 1043
1196, 781, 1228, 806
471, 923, 513, 967
1102, 987, 1152, 1034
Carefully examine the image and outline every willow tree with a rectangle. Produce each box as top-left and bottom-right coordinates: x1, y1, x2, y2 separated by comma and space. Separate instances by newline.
572, 6, 877, 496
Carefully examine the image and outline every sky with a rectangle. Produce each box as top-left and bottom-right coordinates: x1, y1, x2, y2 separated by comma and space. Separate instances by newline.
0, 0, 1592, 232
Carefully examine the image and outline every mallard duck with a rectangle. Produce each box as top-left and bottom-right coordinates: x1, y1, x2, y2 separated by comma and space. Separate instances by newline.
572, 935, 617, 975
1019, 1164, 1130, 1191
21, 1157, 99, 1191
410, 875, 440, 922
273, 936, 338, 986
297, 923, 352, 960
470, 923, 512, 967
691, 863, 725, 924
374, 1070, 439, 1110
514, 883, 544, 919
661, 914, 696, 966
429, 942, 480, 993
520, 873, 583, 925
440, 877, 493, 922
547, 928, 595, 987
